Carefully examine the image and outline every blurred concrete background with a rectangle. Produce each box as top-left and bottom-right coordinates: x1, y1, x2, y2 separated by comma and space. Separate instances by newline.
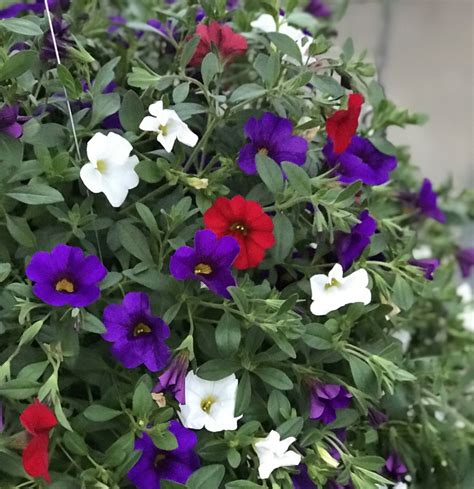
338, 0, 473, 190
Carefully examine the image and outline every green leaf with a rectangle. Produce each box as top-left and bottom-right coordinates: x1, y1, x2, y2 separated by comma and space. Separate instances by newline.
148, 426, 178, 451
81, 313, 106, 334
267, 32, 302, 64
18, 320, 44, 347
267, 390, 291, 424
235, 371, 252, 416
0, 263, 11, 283
277, 416, 304, 438
312, 75, 345, 98
127, 66, 161, 90
90, 93, 121, 128
6, 184, 64, 205
201, 52, 219, 87
256, 154, 284, 194
198, 360, 239, 380
226, 482, 264, 489
348, 355, 379, 397
63, 431, 89, 456
264, 51, 280, 88
271, 213, 294, 262
57, 65, 82, 99
0, 379, 40, 399
173, 82, 190, 104
91, 57, 120, 95
0, 50, 37, 81
187, 464, 225, 489
229, 83, 266, 103
136, 202, 161, 238
6, 214, 36, 248
0, 133, 23, 163
119, 90, 145, 132
282, 162, 311, 195
83, 405, 123, 422
116, 221, 154, 264
133, 381, 154, 419
352, 455, 386, 471
181, 36, 200, 68
255, 367, 293, 390
392, 275, 414, 310
215, 313, 241, 357
0, 18, 42, 36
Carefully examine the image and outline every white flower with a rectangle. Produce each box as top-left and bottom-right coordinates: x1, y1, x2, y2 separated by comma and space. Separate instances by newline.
457, 283, 474, 332
178, 371, 241, 432
377, 484, 408, 489
413, 245, 432, 260
250, 13, 282, 33
254, 430, 301, 479
80, 132, 139, 207
392, 329, 412, 352
310, 264, 371, 316
139, 101, 198, 153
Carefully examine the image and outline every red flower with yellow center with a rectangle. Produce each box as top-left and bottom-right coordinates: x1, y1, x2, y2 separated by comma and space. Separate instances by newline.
204, 195, 275, 270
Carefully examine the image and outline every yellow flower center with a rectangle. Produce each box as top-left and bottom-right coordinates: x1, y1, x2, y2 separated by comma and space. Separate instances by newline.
325, 278, 340, 289
158, 124, 168, 136
200, 395, 217, 413
154, 453, 166, 467
133, 322, 152, 337
231, 222, 247, 235
194, 263, 213, 275
96, 159, 107, 173
258, 147, 269, 156
55, 278, 75, 293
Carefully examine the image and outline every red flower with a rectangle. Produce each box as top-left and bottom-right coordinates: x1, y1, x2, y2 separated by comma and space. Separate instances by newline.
204, 195, 275, 270
20, 399, 57, 483
326, 92, 364, 153
189, 21, 248, 67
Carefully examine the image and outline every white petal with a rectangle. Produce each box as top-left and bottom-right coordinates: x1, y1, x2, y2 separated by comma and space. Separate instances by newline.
251, 14, 277, 32
86, 132, 109, 163
148, 100, 164, 117
101, 181, 130, 207
328, 263, 344, 282
158, 133, 177, 153
104, 132, 133, 166
177, 123, 199, 148
345, 268, 369, 288
139, 115, 160, 132
80, 163, 103, 193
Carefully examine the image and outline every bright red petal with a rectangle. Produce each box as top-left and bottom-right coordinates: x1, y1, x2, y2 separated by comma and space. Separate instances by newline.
20, 400, 57, 435
22, 433, 52, 483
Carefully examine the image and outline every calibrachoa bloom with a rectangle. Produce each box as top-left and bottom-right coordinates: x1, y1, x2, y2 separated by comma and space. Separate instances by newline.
384, 451, 408, 481
306, 0, 332, 17
80, 132, 139, 207
326, 93, 364, 154
310, 264, 371, 316
309, 382, 352, 424
323, 136, 397, 186
204, 195, 275, 269
408, 258, 440, 280
0, 104, 23, 138
170, 230, 239, 299
41, 18, 72, 61
335, 210, 377, 270
0, 0, 68, 18
139, 101, 198, 153
456, 247, 474, 278
416, 178, 445, 223
20, 400, 57, 483
189, 21, 248, 67
153, 351, 189, 404
254, 430, 301, 479
292, 464, 317, 489
128, 421, 200, 488
238, 112, 308, 175
178, 371, 241, 432
26, 244, 107, 307
368, 407, 388, 428
102, 292, 170, 372
326, 481, 354, 489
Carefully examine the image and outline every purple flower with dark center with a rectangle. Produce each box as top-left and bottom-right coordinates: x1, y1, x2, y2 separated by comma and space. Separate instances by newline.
238, 112, 308, 175
306, 0, 332, 17
41, 18, 72, 61
408, 258, 440, 280
323, 136, 397, 186
456, 247, 474, 278
128, 420, 200, 488
292, 464, 316, 489
153, 351, 189, 404
0, 104, 23, 139
26, 244, 107, 308
384, 451, 408, 482
415, 178, 445, 223
368, 407, 388, 428
102, 292, 170, 372
335, 210, 377, 270
170, 230, 239, 299
309, 382, 352, 424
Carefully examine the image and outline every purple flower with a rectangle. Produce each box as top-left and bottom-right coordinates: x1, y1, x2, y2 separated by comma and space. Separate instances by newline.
0, 105, 23, 139
384, 451, 408, 481
108, 15, 126, 34
41, 18, 72, 61
326, 481, 354, 489
328, 428, 346, 461
170, 230, 239, 299
26, 244, 107, 308
195, 7, 206, 22
456, 248, 474, 278
309, 382, 352, 424
323, 136, 397, 186
416, 178, 445, 223
227, 0, 240, 9
0, 0, 68, 18
153, 351, 189, 404
102, 292, 170, 372
147, 19, 178, 39
238, 112, 308, 175
335, 210, 377, 270
306, 0, 332, 17
128, 420, 200, 488
292, 464, 316, 489
408, 258, 440, 280
368, 407, 388, 428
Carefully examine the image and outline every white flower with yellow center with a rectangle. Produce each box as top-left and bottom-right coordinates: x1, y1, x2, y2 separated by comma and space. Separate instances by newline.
178, 371, 241, 432
79, 132, 139, 207
139, 101, 198, 153
254, 430, 301, 479
310, 263, 371, 316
